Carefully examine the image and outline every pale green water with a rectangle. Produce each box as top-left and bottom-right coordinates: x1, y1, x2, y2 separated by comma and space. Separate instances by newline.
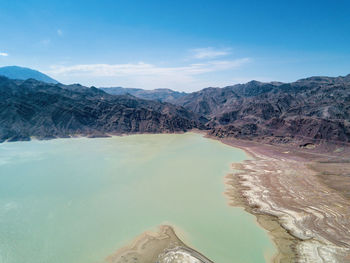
0, 133, 275, 263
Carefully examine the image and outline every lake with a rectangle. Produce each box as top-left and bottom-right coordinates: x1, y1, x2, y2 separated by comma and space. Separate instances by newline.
0, 133, 275, 263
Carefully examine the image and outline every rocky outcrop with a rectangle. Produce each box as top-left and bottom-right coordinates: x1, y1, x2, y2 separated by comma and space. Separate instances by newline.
0, 77, 201, 142
174, 75, 350, 144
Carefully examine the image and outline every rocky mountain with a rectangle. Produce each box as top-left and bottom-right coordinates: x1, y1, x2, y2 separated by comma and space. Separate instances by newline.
0, 77, 201, 142
1, 72, 349, 145
0, 66, 58, 84
101, 87, 187, 102
173, 75, 350, 144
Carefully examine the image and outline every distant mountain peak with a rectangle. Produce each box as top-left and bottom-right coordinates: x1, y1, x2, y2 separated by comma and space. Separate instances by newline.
246, 80, 262, 85
0, 66, 58, 84
101, 86, 187, 102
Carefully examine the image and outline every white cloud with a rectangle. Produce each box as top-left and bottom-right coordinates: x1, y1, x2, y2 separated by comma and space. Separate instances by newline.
0, 52, 8, 57
49, 59, 250, 77
191, 47, 230, 59
57, 29, 63, 36
47, 58, 251, 91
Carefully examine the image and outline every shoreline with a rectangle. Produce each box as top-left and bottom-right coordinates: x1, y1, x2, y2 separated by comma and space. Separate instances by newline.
211, 135, 350, 262
4, 130, 350, 262
105, 225, 214, 263
0, 130, 193, 145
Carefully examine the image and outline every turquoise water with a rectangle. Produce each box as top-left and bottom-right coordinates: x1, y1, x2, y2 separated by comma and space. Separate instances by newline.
0, 133, 275, 263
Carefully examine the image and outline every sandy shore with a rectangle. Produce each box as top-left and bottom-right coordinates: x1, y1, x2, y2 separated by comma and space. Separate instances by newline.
217, 137, 350, 262
106, 225, 214, 263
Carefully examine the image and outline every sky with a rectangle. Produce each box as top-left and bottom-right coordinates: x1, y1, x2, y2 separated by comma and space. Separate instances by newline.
0, 0, 350, 91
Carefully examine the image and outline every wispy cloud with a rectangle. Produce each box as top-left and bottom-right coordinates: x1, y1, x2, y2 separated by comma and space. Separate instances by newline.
48, 58, 251, 90
57, 29, 63, 37
191, 47, 230, 59
39, 39, 51, 46
49, 59, 249, 77
0, 52, 8, 57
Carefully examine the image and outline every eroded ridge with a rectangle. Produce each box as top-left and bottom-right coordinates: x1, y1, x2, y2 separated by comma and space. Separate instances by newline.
226, 148, 350, 262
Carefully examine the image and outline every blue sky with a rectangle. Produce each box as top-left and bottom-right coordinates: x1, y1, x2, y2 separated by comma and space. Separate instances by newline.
0, 0, 349, 91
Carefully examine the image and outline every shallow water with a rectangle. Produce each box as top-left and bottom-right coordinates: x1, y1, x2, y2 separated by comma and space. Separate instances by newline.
0, 133, 275, 263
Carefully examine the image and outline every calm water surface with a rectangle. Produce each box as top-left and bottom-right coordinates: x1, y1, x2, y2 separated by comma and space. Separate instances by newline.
0, 133, 275, 263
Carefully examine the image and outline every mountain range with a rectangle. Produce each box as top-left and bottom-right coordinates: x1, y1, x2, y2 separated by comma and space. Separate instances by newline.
0, 66, 58, 84
104, 76, 350, 144
0, 66, 349, 145
0, 77, 201, 142
174, 76, 350, 144
100, 87, 187, 102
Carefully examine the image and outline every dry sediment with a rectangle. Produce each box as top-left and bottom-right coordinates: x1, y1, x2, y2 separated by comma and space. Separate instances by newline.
106, 225, 214, 263
222, 138, 350, 262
